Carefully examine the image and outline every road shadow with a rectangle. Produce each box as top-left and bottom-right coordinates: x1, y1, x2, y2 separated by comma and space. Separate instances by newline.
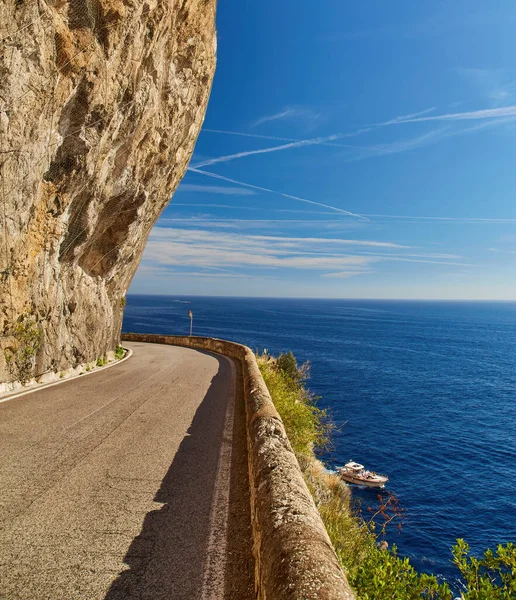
222, 358, 255, 599
104, 352, 231, 600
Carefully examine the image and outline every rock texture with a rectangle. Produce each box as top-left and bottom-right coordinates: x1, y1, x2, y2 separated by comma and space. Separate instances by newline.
0, 0, 216, 383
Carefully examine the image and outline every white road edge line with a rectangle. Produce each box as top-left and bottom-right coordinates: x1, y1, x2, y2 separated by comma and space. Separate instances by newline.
0, 348, 133, 405
200, 355, 236, 600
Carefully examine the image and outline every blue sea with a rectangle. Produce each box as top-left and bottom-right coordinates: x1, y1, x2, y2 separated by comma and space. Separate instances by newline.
123, 295, 516, 585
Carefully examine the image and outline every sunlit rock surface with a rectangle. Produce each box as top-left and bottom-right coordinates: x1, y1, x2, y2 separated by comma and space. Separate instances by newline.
0, 0, 216, 382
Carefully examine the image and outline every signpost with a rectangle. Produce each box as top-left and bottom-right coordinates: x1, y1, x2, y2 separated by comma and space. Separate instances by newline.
188, 310, 193, 336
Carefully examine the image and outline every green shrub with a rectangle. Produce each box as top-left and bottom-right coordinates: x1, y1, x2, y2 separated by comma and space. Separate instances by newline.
258, 350, 515, 600
276, 350, 302, 381
115, 345, 124, 360
4, 315, 42, 383
96, 356, 107, 367
258, 351, 330, 456
452, 539, 516, 599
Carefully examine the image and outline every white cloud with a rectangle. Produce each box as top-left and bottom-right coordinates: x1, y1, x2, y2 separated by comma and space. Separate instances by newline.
364, 214, 516, 223
244, 234, 409, 248
321, 270, 372, 279
376, 257, 470, 266
177, 184, 256, 196
171, 204, 345, 215
172, 203, 260, 211
485, 247, 516, 255
358, 251, 462, 259
141, 227, 468, 275
158, 218, 367, 233
137, 265, 266, 279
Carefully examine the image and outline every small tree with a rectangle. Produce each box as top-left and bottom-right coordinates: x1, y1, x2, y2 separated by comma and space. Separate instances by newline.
452, 539, 516, 599
276, 351, 301, 381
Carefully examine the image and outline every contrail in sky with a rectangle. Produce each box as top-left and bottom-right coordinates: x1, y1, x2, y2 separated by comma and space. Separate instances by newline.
191, 134, 340, 168
378, 105, 516, 126
201, 128, 371, 148
190, 133, 366, 169
187, 167, 368, 220
203, 128, 294, 142
382, 107, 438, 123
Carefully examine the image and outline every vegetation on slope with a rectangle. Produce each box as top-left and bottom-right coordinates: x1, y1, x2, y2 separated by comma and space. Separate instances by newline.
257, 351, 516, 600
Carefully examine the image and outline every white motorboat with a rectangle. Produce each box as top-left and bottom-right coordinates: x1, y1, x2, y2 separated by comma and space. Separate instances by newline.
338, 461, 388, 488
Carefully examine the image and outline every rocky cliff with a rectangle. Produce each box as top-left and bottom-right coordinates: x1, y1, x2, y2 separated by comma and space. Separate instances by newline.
0, 0, 216, 383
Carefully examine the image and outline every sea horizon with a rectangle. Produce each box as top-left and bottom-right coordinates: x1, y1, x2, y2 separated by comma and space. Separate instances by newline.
127, 293, 516, 303
123, 294, 516, 587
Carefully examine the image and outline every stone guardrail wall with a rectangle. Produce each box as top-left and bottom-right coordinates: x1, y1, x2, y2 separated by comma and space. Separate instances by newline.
122, 333, 355, 599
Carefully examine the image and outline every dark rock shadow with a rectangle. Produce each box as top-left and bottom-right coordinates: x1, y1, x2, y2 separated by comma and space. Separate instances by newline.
104, 353, 231, 600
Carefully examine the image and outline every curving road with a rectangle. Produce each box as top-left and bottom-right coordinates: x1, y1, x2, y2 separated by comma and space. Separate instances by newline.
0, 342, 254, 600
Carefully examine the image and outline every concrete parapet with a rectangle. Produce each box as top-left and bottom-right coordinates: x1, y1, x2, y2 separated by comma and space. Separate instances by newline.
122, 333, 355, 600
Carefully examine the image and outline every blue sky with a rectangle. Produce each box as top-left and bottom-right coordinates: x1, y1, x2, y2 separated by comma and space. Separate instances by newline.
131, 0, 516, 299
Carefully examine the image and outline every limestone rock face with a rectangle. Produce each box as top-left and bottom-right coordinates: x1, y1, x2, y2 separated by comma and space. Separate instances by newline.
0, 0, 216, 383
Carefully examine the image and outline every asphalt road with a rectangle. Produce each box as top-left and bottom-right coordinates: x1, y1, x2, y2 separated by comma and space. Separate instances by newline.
0, 341, 254, 600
